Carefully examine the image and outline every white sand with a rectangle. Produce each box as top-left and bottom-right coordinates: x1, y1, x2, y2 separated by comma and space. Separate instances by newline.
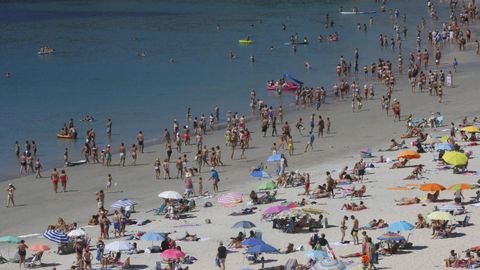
2, 26, 480, 270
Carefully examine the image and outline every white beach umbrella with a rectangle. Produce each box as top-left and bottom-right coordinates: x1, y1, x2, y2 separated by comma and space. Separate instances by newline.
158, 191, 183, 200
67, 228, 86, 237
105, 241, 130, 252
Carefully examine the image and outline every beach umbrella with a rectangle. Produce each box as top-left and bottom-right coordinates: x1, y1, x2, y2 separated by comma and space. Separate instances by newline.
250, 170, 272, 179
247, 243, 278, 254
313, 258, 346, 270
439, 135, 450, 143
286, 202, 299, 209
427, 211, 454, 221
267, 153, 282, 162
469, 246, 480, 251
305, 250, 328, 259
423, 137, 441, 144
397, 150, 421, 160
158, 191, 183, 200
218, 192, 243, 206
111, 198, 137, 209
301, 207, 329, 215
263, 205, 288, 216
161, 248, 186, 259
377, 232, 405, 241
442, 151, 468, 166
140, 232, 165, 242
105, 241, 130, 252
0, 236, 21, 244
232, 221, 256, 229
67, 228, 86, 237
257, 181, 277, 190
43, 230, 70, 244
436, 143, 454, 151
448, 183, 474, 191
419, 183, 446, 192
387, 221, 414, 232
276, 208, 310, 219
461, 126, 480, 133
241, 238, 265, 247
437, 204, 464, 212
30, 245, 50, 252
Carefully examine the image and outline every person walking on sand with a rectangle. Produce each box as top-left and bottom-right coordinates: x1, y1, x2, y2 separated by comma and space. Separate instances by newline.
304, 131, 315, 152
51, 168, 59, 193
17, 240, 28, 268
34, 158, 42, 178
106, 174, 112, 192
340, 216, 348, 243
326, 117, 331, 134
119, 143, 126, 167
130, 144, 137, 165
351, 215, 360, 245
198, 177, 203, 196
136, 131, 144, 153
6, 183, 15, 207
209, 168, 220, 193
216, 242, 227, 270
216, 146, 224, 166
317, 115, 325, 137
63, 148, 69, 166
60, 169, 68, 192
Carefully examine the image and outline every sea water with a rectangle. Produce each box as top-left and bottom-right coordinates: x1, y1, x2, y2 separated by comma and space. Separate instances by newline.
0, 0, 449, 180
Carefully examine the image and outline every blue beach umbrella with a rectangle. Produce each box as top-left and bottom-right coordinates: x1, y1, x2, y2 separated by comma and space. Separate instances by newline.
140, 232, 165, 241
111, 198, 137, 209
43, 230, 70, 244
267, 154, 282, 162
312, 258, 346, 270
232, 221, 256, 229
387, 221, 414, 232
249, 170, 272, 179
436, 143, 454, 151
305, 250, 328, 259
241, 238, 264, 247
247, 243, 278, 254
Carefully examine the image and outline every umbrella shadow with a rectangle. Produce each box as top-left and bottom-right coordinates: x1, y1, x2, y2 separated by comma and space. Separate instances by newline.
128, 264, 149, 269
39, 263, 61, 267
403, 245, 428, 250
446, 232, 466, 238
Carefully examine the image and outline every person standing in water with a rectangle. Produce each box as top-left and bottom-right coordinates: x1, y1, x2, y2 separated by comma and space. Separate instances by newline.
34, 158, 42, 178
106, 119, 112, 137
136, 131, 144, 153
119, 143, 126, 167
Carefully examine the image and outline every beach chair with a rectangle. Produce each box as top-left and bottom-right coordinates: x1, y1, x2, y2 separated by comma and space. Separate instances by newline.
155, 261, 168, 270
456, 215, 471, 227
154, 204, 166, 215
436, 116, 444, 127
26, 252, 43, 268
284, 258, 298, 270
360, 148, 372, 158
0, 255, 7, 264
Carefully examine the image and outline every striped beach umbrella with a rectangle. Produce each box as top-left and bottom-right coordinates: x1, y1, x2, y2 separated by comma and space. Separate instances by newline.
305, 250, 328, 259
111, 198, 137, 209
43, 230, 70, 244
218, 192, 242, 206
448, 184, 474, 191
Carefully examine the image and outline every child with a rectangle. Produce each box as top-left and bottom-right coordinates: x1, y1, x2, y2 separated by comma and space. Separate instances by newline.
106, 174, 112, 192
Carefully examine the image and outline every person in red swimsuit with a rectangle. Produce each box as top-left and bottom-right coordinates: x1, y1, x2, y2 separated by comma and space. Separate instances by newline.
60, 170, 68, 192
51, 168, 59, 193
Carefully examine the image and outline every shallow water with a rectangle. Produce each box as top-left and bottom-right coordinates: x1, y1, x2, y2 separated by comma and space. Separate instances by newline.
0, 0, 448, 180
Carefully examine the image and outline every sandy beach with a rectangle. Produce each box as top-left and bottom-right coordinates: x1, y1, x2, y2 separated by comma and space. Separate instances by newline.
3, 2, 480, 270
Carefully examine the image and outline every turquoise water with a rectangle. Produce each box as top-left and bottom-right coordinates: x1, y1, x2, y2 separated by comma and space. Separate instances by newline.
0, 0, 446, 180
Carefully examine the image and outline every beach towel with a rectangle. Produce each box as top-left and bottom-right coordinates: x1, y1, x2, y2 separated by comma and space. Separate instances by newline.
331, 241, 352, 246
173, 224, 200, 228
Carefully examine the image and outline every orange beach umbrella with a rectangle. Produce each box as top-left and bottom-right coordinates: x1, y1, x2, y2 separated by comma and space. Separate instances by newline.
419, 183, 446, 192
397, 150, 421, 160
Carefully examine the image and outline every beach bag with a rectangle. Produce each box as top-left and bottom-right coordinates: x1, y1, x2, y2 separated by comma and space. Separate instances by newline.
214, 258, 220, 267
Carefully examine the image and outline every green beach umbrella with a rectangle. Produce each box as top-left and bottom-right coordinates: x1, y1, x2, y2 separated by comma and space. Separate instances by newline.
0, 236, 21, 244
257, 181, 278, 190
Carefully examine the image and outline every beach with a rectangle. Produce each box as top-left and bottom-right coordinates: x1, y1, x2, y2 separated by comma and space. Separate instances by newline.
2, 1, 480, 270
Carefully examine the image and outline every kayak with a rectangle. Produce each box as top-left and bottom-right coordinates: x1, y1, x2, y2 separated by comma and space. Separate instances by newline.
239, 39, 254, 44
57, 134, 77, 139
340, 11, 376, 15
67, 160, 87, 167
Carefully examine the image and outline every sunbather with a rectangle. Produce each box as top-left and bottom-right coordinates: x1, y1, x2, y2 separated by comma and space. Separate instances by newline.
350, 185, 366, 197
444, 250, 459, 267
390, 159, 408, 169
415, 214, 429, 228
311, 185, 330, 198
427, 191, 440, 202
341, 201, 367, 211
178, 232, 200, 241
395, 197, 420, 206
403, 165, 424, 180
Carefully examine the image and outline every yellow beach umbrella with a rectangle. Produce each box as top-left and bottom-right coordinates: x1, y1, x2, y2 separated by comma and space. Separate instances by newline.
442, 151, 468, 166
397, 150, 421, 160
461, 126, 480, 133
